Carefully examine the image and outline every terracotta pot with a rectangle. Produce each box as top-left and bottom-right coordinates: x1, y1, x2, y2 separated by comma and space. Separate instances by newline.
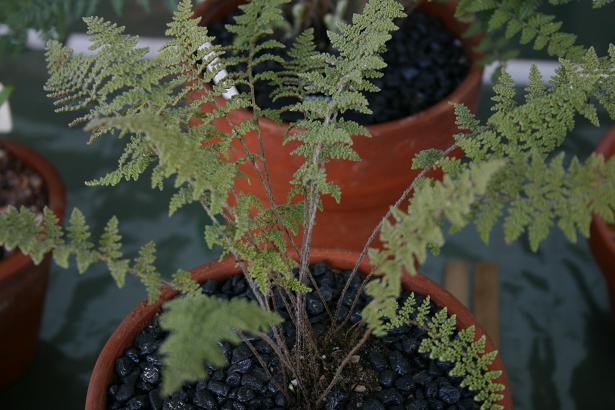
193, 0, 484, 252
0, 140, 66, 388
86, 249, 512, 409
589, 126, 615, 323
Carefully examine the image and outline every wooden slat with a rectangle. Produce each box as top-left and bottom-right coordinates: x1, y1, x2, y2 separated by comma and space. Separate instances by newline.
443, 260, 470, 308
473, 262, 500, 347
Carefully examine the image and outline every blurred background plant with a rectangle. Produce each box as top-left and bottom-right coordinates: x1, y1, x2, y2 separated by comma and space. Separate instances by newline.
0, 0, 178, 105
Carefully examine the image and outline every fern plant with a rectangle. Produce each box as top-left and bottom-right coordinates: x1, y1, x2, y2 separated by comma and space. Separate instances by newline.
1, 0, 614, 408
455, 0, 615, 63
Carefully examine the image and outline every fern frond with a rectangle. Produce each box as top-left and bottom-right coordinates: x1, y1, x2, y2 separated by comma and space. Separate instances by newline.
456, 0, 588, 62
0, 206, 163, 300
363, 160, 504, 337
159, 294, 282, 395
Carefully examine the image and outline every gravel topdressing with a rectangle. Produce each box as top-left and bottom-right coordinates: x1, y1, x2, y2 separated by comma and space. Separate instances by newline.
0, 144, 47, 261
106, 263, 482, 410
207, 10, 470, 125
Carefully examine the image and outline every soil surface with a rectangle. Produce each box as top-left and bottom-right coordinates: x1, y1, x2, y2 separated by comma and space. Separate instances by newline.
0, 144, 47, 261
207, 10, 469, 125
106, 263, 482, 410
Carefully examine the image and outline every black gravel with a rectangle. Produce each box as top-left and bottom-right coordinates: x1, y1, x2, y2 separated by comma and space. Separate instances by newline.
0, 144, 47, 261
107, 263, 483, 409
206, 10, 469, 125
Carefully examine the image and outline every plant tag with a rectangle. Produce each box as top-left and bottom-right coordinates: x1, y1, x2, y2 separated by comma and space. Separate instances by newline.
0, 83, 13, 133
198, 42, 239, 100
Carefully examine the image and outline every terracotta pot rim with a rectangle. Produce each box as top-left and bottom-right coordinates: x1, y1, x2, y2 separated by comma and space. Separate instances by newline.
86, 249, 512, 409
591, 126, 615, 256
194, 1, 484, 133
0, 139, 67, 281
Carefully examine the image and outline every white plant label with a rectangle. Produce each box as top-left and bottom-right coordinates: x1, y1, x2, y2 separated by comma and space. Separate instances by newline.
0, 83, 13, 133
199, 42, 239, 100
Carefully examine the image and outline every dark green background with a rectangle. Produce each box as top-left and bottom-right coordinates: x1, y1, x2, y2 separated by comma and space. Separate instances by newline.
0, 1, 614, 409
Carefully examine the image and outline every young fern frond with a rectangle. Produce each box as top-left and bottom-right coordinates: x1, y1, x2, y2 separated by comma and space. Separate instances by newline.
287, 0, 405, 202
383, 294, 505, 410
269, 28, 325, 104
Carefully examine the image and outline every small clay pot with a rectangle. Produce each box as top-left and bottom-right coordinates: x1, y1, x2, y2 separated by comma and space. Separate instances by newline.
192, 0, 484, 252
0, 140, 66, 388
85, 249, 512, 409
589, 126, 615, 324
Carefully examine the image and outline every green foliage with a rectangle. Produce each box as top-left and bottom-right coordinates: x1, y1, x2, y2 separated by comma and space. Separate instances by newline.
362, 160, 504, 337
455, 0, 613, 63
285, 0, 405, 202
159, 294, 282, 395
448, 47, 615, 249
0, 206, 162, 301
420, 319, 504, 410
1, 0, 611, 405
269, 28, 325, 104
0, 0, 173, 57
171, 269, 201, 296
383, 294, 504, 410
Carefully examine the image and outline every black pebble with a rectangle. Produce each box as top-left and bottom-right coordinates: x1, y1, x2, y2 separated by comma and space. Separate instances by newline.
236, 386, 255, 403
126, 395, 147, 410
367, 350, 388, 371
202, 279, 218, 295
325, 390, 348, 410
115, 383, 135, 402
116, 357, 135, 377
208, 380, 230, 398
389, 351, 410, 376
107, 263, 483, 409
363, 399, 385, 410
438, 384, 461, 404
193, 389, 217, 409
395, 376, 415, 391
379, 369, 396, 387
135, 333, 158, 356
378, 388, 403, 406
149, 389, 162, 410
406, 399, 429, 410
141, 366, 160, 385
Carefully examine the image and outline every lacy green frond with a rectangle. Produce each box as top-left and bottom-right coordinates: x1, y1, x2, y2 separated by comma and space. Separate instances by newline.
474, 153, 615, 250
159, 294, 283, 396
286, 0, 405, 202
419, 320, 504, 410
383, 292, 504, 410
269, 28, 325, 103
362, 160, 504, 337
0, 206, 163, 301
426, 48, 615, 250
455, 0, 589, 63
454, 49, 614, 162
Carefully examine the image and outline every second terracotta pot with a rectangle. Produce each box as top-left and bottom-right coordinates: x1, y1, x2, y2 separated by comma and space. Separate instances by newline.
85, 249, 512, 409
0, 140, 66, 389
588, 126, 615, 324
194, 0, 483, 252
